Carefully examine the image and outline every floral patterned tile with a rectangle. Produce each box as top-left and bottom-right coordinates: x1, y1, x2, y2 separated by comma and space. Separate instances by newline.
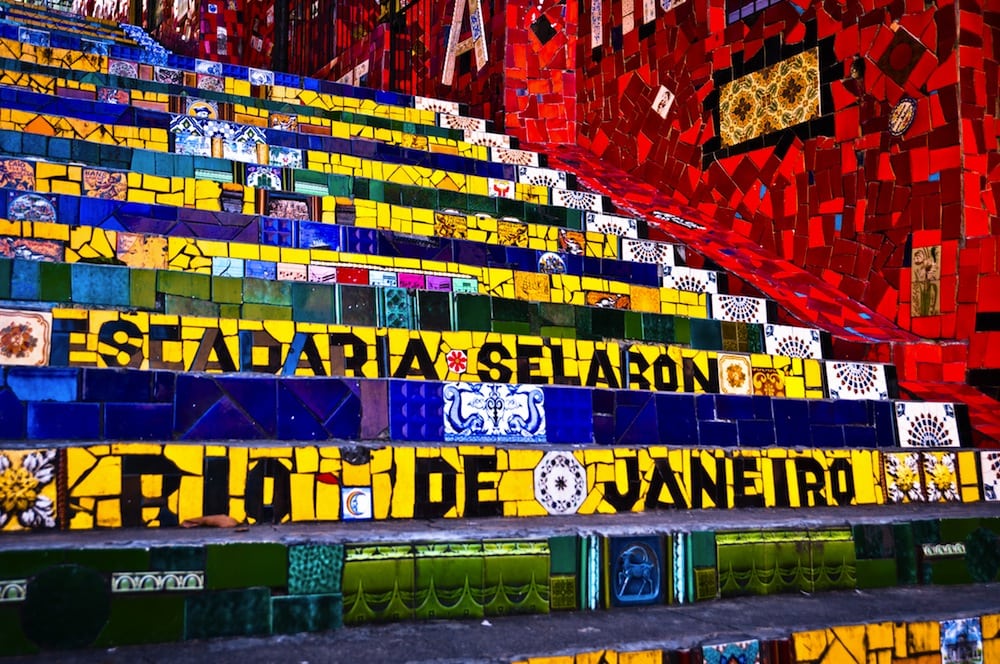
895, 402, 961, 448
923, 452, 960, 503
884, 452, 924, 504
718, 353, 753, 395
824, 361, 890, 400
0, 309, 52, 367
764, 323, 824, 359
0, 449, 57, 531
534, 451, 587, 515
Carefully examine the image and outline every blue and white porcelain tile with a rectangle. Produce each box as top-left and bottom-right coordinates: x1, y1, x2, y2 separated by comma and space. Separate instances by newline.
247, 67, 275, 86
341, 486, 373, 520
895, 402, 961, 448
763, 323, 824, 359
940, 618, 983, 664
584, 212, 639, 239
194, 59, 223, 76
711, 294, 769, 324
533, 451, 587, 515
825, 361, 889, 400
443, 382, 546, 443
622, 238, 676, 267
211, 256, 245, 278
662, 265, 718, 293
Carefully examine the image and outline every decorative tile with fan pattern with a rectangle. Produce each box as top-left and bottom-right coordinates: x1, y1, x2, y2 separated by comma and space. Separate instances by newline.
895, 402, 961, 448
824, 362, 890, 400
662, 266, 718, 293
711, 294, 768, 324
764, 324, 824, 359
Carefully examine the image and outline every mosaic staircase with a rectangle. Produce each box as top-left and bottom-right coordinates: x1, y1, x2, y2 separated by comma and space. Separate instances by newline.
0, 3, 999, 657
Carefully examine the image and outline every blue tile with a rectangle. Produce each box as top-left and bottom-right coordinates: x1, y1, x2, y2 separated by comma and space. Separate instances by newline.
833, 398, 868, 425
845, 425, 877, 448
10, 260, 40, 300
297, 221, 342, 250
593, 414, 615, 445
388, 380, 443, 441
654, 393, 699, 444
245, 260, 277, 280
695, 394, 716, 420
715, 394, 754, 421
0, 387, 25, 439
544, 386, 593, 444
216, 376, 277, 437
736, 419, 776, 447
7, 367, 78, 402
808, 400, 837, 426
810, 425, 846, 448
82, 368, 152, 402
873, 400, 898, 447
104, 403, 173, 440
750, 395, 773, 420
614, 392, 658, 445
698, 420, 738, 446
27, 402, 99, 439
72, 263, 130, 306
181, 395, 265, 440
276, 383, 328, 440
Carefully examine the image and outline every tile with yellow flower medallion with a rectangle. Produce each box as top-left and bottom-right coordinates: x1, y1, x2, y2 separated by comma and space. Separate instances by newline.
0, 448, 59, 532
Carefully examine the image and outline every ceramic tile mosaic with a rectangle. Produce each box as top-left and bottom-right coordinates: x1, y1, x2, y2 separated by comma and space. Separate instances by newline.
552, 188, 603, 213
711, 294, 768, 325
110, 571, 204, 593
0, 309, 51, 367
941, 617, 984, 664
764, 324, 824, 360
825, 362, 890, 401
896, 402, 961, 448
443, 383, 546, 443
585, 212, 639, 239
702, 639, 761, 664
0, 449, 57, 531
718, 48, 820, 147
662, 266, 717, 293
608, 536, 664, 607
980, 452, 1000, 503
533, 451, 587, 515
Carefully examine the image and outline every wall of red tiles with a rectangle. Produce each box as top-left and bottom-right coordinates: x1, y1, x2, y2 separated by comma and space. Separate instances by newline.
571, 0, 1000, 390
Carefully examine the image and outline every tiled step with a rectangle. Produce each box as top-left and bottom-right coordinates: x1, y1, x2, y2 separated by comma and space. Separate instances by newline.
0, 255, 775, 351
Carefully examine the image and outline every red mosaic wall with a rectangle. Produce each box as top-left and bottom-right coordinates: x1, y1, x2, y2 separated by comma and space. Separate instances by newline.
199, 0, 245, 64
573, 0, 1000, 389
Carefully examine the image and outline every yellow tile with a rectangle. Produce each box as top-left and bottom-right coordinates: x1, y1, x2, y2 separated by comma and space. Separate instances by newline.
793, 629, 831, 662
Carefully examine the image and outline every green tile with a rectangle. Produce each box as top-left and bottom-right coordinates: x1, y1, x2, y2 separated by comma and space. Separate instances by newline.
343, 553, 415, 625
493, 299, 535, 327
206, 543, 287, 590
483, 552, 548, 617
538, 302, 575, 328
0, 258, 10, 299
852, 524, 895, 560
219, 304, 242, 319
590, 308, 625, 339
0, 550, 70, 578
689, 318, 723, 350
38, 261, 71, 302
93, 595, 185, 647
924, 558, 972, 585
157, 271, 211, 300
150, 546, 205, 572
288, 545, 344, 595
129, 268, 157, 309
939, 517, 985, 543
20, 564, 111, 650
855, 559, 897, 589
893, 523, 917, 585
243, 277, 291, 306
62, 548, 151, 573
689, 531, 716, 567
964, 527, 1000, 582
455, 294, 492, 331
539, 326, 576, 339
0, 605, 37, 656
243, 303, 292, 321
291, 282, 334, 323
212, 276, 244, 304
164, 294, 220, 318
184, 588, 271, 640
271, 593, 343, 634
810, 539, 856, 592
548, 536, 578, 575
491, 321, 531, 335
413, 549, 483, 620
673, 316, 691, 345
623, 311, 643, 339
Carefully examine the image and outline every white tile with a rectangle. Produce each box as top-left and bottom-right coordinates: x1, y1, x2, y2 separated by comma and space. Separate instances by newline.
824, 361, 890, 400
663, 266, 718, 293
517, 165, 568, 189
763, 323, 824, 358
552, 187, 604, 212
712, 294, 769, 324
0, 309, 51, 367
585, 212, 639, 238
980, 451, 1000, 502
534, 451, 587, 515
895, 401, 962, 448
